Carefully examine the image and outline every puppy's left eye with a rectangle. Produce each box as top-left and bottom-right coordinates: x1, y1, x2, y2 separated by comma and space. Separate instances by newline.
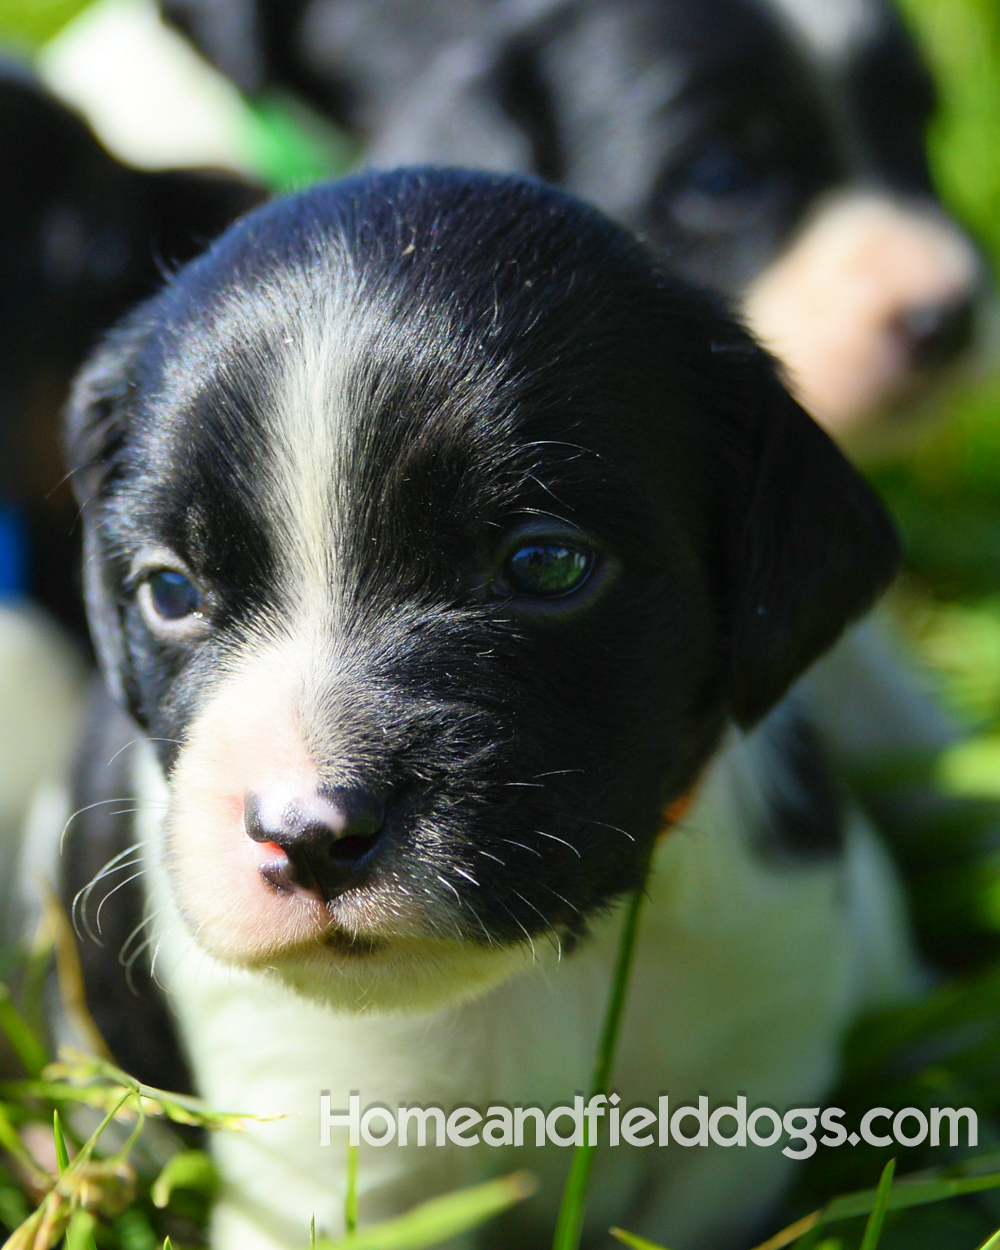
502, 543, 594, 598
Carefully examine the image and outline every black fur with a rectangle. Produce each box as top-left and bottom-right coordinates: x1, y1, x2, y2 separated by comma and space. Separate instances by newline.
754, 701, 845, 862
64, 169, 898, 952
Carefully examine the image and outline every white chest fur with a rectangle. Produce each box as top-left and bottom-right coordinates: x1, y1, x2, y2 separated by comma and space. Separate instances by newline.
134, 728, 914, 1250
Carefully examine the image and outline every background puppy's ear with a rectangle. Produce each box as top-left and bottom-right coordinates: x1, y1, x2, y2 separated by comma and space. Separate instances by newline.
63, 320, 147, 705
160, 0, 265, 94
482, 23, 563, 181
720, 359, 901, 728
369, 13, 564, 179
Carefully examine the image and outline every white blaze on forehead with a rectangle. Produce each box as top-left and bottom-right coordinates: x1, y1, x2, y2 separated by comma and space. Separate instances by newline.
766, 0, 879, 63
264, 257, 365, 631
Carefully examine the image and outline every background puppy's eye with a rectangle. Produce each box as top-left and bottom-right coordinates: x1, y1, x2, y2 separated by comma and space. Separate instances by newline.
147, 570, 202, 620
664, 114, 796, 235
503, 544, 594, 598
674, 139, 761, 199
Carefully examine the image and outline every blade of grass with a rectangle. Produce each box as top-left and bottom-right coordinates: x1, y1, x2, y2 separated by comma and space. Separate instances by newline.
38, 1049, 260, 1131
824, 1167, 1000, 1222
317, 1170, 536, 1250
311, 1215, 317, 1248
750, 1212, 822, 1250
151, 1150, 217, 1209
609, 1227, 671, 1249
552, 869, 652, 1250
68, 1090, 135, 1172
750, 1160, 1000, 1250
64, 1209, 98, 1250
1, 1093, 136, 1248
43, 888, 114, 1061
977, 1232, 1000, 1250
0, 984, 47, 1078
0, 1101, 49, 1187
346, 1141, 358, 1233
52, 1111, 70, 1174
790, 1226, 824, 1250
859, 1159, 895, 1250
21, 909, 56, 1044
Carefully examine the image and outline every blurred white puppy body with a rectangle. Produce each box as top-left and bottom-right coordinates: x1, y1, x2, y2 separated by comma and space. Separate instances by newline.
0, 605, 85, 936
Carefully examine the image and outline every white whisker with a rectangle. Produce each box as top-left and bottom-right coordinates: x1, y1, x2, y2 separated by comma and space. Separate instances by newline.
94, 870, 148, 937
533, 829, 581, 858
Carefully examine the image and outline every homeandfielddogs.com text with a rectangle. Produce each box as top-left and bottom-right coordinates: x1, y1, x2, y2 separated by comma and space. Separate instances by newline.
320, 1095, 977, 1159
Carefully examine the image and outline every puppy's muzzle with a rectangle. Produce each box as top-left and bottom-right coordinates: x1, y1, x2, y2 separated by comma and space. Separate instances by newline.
244, 786, 387, 901
895, 292, 978, 372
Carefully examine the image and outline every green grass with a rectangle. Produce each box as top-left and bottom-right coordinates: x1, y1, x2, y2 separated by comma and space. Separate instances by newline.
552, 863, 652, 1250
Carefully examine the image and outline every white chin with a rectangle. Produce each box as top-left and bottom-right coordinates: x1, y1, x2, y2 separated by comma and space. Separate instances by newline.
254, 934, 540, 1015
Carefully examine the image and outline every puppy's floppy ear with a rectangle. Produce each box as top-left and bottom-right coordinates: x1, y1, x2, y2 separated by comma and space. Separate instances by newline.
716, 348, 901, 729
64, 318, 147, 706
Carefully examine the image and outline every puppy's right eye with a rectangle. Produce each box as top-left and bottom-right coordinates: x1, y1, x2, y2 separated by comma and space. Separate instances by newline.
503, 544, 594, 598
148, 570, 201, 620
136, 564, 208, 641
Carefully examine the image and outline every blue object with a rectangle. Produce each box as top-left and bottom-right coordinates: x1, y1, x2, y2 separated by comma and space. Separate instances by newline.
0, 502, 28, 599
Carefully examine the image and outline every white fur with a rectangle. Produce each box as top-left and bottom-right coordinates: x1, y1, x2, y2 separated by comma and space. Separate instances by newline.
766, 0, 878, 64
266, 266, 354, 630
0, 607, 86, 935
133, 718, 917, 1250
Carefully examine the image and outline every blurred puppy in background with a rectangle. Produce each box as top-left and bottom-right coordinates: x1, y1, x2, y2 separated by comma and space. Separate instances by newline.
161, 0, 986, 446
62, 167, 909, 1250
0, 59, 264, 632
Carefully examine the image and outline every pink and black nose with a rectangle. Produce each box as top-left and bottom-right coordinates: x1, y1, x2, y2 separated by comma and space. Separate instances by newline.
245, 786, 387, 900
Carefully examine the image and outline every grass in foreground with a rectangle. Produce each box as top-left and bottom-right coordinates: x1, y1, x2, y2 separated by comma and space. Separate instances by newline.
8, 887, 1000, 1250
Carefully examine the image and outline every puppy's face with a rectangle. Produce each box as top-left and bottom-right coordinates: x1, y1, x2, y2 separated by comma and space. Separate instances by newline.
553, 0, 984, 437
67, 171, 898, 1009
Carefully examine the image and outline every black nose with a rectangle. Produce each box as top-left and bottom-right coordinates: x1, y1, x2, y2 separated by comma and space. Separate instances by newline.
896, 293, 977, 371
245, 786, 387, 900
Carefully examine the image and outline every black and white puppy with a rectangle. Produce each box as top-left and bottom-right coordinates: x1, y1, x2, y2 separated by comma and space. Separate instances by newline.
161, 0, 985, 444
63, 169, 911, 1249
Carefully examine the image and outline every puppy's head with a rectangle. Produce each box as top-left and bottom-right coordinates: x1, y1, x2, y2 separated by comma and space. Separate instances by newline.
66, 169, 898, 1009
358, 0, 985, 443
